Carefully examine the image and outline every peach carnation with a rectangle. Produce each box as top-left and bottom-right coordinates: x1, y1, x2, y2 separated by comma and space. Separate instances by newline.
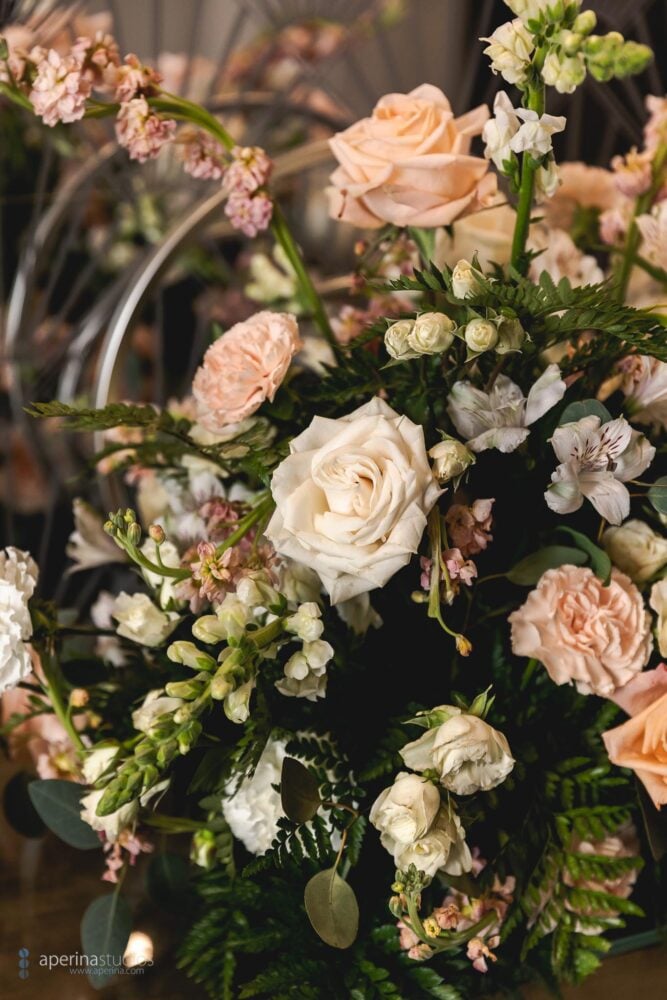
327, 84, 496, 229
192, 311, 301, 430
509, 566, 652, 696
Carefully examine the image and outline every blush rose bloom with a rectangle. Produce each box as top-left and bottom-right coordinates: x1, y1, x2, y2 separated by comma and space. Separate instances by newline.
327, 84, 496, 229
193, 311, 301, 431
603, 684, 667, 809
265, 397, 441, 604
509, 566, 652, 697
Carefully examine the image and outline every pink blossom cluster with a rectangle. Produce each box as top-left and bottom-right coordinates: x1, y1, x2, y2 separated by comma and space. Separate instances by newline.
115, 95, 176, 162
28, 32, 120, 126
223, 146, 274, 237
102, 829, 154, 884
445, 499, 494, 558
181, 129, 227, 181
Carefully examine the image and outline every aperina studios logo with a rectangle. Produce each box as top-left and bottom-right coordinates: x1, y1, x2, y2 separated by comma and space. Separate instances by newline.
16, 947, 152, 979
18, 948, 29, 979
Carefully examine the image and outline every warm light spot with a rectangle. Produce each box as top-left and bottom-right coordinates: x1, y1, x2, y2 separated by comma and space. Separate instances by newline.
123, 931, 154, 968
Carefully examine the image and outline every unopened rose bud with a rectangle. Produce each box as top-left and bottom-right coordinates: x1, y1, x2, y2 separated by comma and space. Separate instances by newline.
464, 317, 498, 353
69, 688, 89, 708
451, 259, 481, 299
385, 319, 419, 361
127, 522, 142, 546
407, 312, 456, 356
148, 524, 165, 544
429, 436, 475, 483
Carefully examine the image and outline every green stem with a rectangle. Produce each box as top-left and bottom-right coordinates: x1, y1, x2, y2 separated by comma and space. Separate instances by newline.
0, 80, 34, 111
615, 143, 667, 302
214, 495, 274, 559
126, 545, 191, 581
39, 645, 85, 754
509, 68, 546, 274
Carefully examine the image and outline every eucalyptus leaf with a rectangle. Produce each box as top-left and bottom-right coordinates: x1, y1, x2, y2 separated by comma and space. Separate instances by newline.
559, 400, 612, 426
304, 867, 359, 949
507, 546, 587, 585
556, 527, 612, 584
280, 757, 321, 824
3, 771, 46, 838
28, 779, 101, 849
81, 892, 132, 989
648, 476, 667, 515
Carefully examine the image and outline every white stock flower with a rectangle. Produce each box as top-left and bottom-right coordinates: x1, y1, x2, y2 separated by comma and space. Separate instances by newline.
483, 91, 521, 171
132, 689, 184, 733
407, 313, 455, 355
429, 437, 475, 483
370, 772, 440, 846
535, 159, 561, 200
335, 593, 383, 635
541, 50, 586, 93
392, 806, 472, 878
222, 738, 286, 854
66, 499, 127, 573
265, 397, 441, 604
451, 259, 482, 299
510, 109, 566, 158
385, 319, 419, 361
545, 415, 655, 525
603, 520, 667, 583
464, 317, 499, 353
285, 602, 324, 642
400, 710, 515, 795
82, 746, 120, 784
140, 538, 183, 609
276, 639, 333, 700
482, 19, 534, 86
112, 592, 180, 646
505, 0, 555, 21
224, 678, 255, 723
650, 579, 667, 658
80, 788, 138, 842
0, 547, 38, 695
447, 365, 566, 453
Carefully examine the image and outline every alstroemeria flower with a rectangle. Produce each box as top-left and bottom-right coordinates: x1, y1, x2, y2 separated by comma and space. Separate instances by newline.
545, 415, 655, 525
447, 364, 566, 453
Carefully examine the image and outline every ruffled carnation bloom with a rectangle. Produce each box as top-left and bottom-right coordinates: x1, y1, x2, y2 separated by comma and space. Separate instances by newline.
192, 311, 301, 430
265, 397, 441, 604
604, 671, 667, 808
509, 566, 652, 697
447, 365, 566, 454
327, 84, 496, 229
619, 355, 667, 432
545, 415, 655, 525
222, 738, 286, 854
115, 96, 176, 162
30, 44, 92, 126
0, 547, 39, 695
445, 500, 494, 558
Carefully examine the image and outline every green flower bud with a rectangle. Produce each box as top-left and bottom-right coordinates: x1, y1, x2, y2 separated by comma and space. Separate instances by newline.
167, 640, 216, 672
165, 678, 203, 700
103, 520, 116, 535
573, 10, 596, 35
191, 829, 217, 869
124, 508, 137, 524
211, 671, 233, 701
127, 522, 142, 546
192, 614, 228, 644
0, 37, 9, 60
141, 765, 160, 792
156, 739, 178, 768
177, 720, 202, 754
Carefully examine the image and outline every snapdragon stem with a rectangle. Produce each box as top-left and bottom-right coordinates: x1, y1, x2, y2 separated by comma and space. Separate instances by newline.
510, 71, 546, 274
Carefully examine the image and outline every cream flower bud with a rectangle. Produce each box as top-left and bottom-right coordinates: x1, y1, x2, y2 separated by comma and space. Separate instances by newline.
573, 10, 596, 35
451, 260, 481, 299
407, 312, 456, 355
534, 159, 561, 200
82, 746, 119, 785
464, 317, 499, 353
385, 319, 419, 360
603, 520, 667, 583
541, 51, 586, 93
429, 437, 475, 483
132, 689, 184, 733
370, 772, 441, 846
482, 19, 534, 87
224, 678, 255, 724
495, 316, 526, 355
505, 0, 558, 22
285, 602, 324, 642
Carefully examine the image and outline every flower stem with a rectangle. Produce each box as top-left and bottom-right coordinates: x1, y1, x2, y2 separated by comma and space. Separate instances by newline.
39, 644, 85, 754
214, 494, 274, 559
509, 71, 545, 274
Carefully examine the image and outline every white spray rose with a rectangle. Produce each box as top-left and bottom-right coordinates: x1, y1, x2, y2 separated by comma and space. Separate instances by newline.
603, 520, 667, 583
0, 547, 38, 695
482, 19, 534, 86
222, 738, 286, 854
265, 397, 441, 603
451, 259, 482, 299
401, 709, 515, 795
429, 437, 475, 484
464, 317, 499, 353
370, 772, 441, 846
132, 689, 184, 733
496, 316, 526, 354
82, 746, 120, 784
112, 592, 179, 646
407, 312, 456, 355
392, 806, 472, 878
385, 319, 419, 361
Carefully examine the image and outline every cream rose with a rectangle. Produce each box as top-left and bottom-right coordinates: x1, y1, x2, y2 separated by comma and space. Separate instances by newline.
650, 579, 667, 657
408, 312, 456, 356
265, 397, 441, 603
509, 566, 652, 696
370, 772, 441, 847
429, 436, 475, 484
603, 689, 667, 809
327, 84, 495, 229
464, 317, 498, 353
391, 806, 472, 878
603, 520, 667, 583
400, 710, 514, 795
193, 311, 301, 430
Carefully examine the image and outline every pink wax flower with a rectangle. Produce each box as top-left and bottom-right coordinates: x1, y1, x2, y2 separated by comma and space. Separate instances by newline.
225, 191, 274, 238
445, 499, 494, 558
181, 129, 226, 181
30, 45, 92, 126
225, 145, 273, 194
113, 53, 162, 103
116, 96, 176, 162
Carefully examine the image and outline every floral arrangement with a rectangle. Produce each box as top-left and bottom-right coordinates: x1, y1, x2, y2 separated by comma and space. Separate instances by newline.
2, 2, 667, 996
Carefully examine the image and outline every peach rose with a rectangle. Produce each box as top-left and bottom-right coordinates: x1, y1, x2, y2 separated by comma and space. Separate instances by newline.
193, 311, 301, 431
509, 566, 652, 696
327, 84, 496, 229
543, 161, 621, 230
603, 688, 667, 809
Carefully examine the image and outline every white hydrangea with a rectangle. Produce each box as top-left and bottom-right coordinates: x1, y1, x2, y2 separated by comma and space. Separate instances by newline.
0, 547, 38, 695
222, 738, 287, 854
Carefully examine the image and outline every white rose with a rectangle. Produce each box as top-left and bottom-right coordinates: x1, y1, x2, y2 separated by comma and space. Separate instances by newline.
603, 520, 667, 582
464, 317, 499, 353
0, 547, 38, 695
451, 259, 482, 299
370, 772, 441, 846
650, 579, 667, 658
82, 746, 120, 784
222, 738, 286, 854
407, 312, 455, 355
132, 689, 184, 733
429, 437, 475, 483
385, 319, 419, 361
80, 787, 138, 842
392, 806, 472, 877
265, 397, 441, 604
112, 592, 180, 646
401, 709, 515, 795
482, 19, 534, 86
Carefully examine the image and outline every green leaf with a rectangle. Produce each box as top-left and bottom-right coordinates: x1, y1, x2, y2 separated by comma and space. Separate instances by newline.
280, 757, 321, 824
637, 780, 667, 862
556, 527, 612, 584
559, 399, 612, 425
3, 771, 46, 838
28, 779, 101, 849
81, 893, 132, 989
507, 546, 587, 585
648, 476, 667, 515
304, 867, 359, 949
146, 852, 192, 908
